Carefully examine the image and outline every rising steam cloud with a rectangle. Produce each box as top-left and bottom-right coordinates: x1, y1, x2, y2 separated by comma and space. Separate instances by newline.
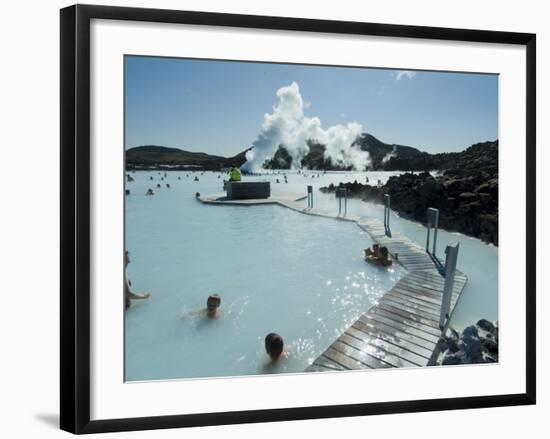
382, 146, 398, 164
241, 82, 369, 172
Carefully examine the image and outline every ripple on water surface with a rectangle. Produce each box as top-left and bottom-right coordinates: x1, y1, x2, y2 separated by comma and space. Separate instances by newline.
124, 171, 405, 380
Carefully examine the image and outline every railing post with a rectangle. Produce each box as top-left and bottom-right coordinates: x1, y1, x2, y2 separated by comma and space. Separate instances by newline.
426, 224, 431, 251
344, 188, 348, 216
384, 194, 391, 231
427, 208, 440, 255
336, 187, 347, 215
439, 242, 459, 330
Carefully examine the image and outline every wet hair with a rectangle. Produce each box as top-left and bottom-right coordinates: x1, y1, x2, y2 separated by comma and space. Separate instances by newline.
265, 333, 284, 359
206, 294, 221, 310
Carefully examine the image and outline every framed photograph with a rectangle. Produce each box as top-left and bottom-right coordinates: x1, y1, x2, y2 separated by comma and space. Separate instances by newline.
60, 4, 536, 434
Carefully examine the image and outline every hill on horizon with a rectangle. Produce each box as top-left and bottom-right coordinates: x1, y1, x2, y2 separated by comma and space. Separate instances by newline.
125, 134, 497, 172
126, 145, 249, 170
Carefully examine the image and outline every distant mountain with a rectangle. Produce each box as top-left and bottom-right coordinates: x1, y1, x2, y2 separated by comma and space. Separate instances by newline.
354, 133, 435, 170
262, 133, 489, 172
126, 145, 249, 170
126, 134, 497, 173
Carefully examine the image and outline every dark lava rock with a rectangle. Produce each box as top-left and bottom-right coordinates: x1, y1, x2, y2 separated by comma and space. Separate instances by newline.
434, 320, 499, 366
441, 353, 464, 365
320, 140, 498, 244
477, 319, 496, 333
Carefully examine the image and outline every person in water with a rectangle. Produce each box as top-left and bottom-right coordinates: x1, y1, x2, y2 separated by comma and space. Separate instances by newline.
206, 294, 221, 318
379, 246, 390, 263
146, 188, 154, 196
265, 333, 285, 361
124, 251, 150, 309
366, 244, 391, 265
228, 167, 241, 182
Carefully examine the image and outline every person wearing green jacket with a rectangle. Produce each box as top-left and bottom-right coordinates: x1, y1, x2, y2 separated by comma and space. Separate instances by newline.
229, 167, 241, 182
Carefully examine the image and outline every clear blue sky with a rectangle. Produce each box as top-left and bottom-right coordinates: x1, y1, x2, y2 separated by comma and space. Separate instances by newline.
125, 55, 498, 156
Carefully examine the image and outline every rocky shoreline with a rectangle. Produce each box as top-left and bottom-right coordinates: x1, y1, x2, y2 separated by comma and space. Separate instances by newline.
320, 141, 498, 245
431, 319, 499, 365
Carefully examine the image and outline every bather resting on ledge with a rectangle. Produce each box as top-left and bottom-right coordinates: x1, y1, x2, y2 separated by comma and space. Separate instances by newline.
125, 251, 150, 309
364, 244, 393, 267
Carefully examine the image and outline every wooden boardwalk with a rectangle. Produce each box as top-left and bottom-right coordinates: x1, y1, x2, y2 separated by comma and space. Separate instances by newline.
306, 218, 468, 372
306, 269, 467, 371
198, 192, 468, 371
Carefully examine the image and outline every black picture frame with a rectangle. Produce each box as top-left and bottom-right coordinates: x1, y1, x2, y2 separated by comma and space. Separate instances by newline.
60, 4, 536, 434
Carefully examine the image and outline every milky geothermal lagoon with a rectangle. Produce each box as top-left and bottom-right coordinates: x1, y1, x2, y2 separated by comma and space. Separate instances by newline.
124, 170, 498, 381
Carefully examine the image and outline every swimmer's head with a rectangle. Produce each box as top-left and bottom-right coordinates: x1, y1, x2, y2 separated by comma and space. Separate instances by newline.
206, 294, 221, 315
265, 333, 284, 360
124, 250, 130, 266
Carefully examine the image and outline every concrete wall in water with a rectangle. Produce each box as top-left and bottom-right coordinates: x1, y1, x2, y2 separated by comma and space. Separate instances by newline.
226, 181, 271, 200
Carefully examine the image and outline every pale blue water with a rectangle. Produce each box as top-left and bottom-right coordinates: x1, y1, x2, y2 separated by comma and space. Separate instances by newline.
264, 169, 498, 330
125, 170, 498, 381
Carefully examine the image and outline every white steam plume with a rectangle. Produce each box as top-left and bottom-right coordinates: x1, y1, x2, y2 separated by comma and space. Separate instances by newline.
381, 146, 398, 164
241, 82, 369, 172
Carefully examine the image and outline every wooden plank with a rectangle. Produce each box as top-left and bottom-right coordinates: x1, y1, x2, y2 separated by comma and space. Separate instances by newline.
393, 284, 446, 301
381, 294, 442, 319
407, 271, 467, 287
365, 310, 440, 344
401, 272, 445, 285
329, 342, 394, 369
394, 256, 432, 262
376, 303, 441, 332
354, 316, 436, 353
338, 333, 419, 368
403, 272, 467, 302
395, 279, 462, 300
305, 363, 338, 373
404, 276, 467, 292
385, 291, 443, 314
323, 347, 373, 370
319, 351, 355, 370
378, 299, 442, 327
395, 280, 449, 298
370, 307, 441, 340
396, 281, 461, 302
309, 355, 345, 372
389, 287, 444, 307
398, 275, 444, 290
344, 327, 427, 366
